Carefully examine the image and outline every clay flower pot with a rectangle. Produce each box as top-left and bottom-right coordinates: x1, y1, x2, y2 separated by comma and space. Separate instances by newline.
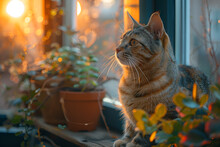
60, 90, 106, 131
37, 88, 66, 125
32, 79, 66, 125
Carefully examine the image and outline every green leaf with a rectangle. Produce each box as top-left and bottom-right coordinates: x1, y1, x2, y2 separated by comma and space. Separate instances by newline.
77, 67, 90, 73
73, 84, 79, 88
90, 57, 98, 62
214, 91, 220, 100
156, 131, 172, 144
149, 114, 159, 125
90, 80, 98, 86
155, 103, 167, 118
183, 120, 202, 132
11, 115, 23, 124
78, 75, 87, 79
181, 107, 197, 116
183, 121, 191, 132
76, 61, 86, 66
90, 66, 99, 72
182, 98, 200, 108
173, 93, 187, 108
199, 94, 209, 107
60, 53, 68, 58
195, 108, 208, 116
81, 56, 87, 61
145, 124, 157, 134
70, 47, 80, 53
210, 85, 220, 100
79, 80, 87, 85
210, 85, 219, 93
58, 124, 66, 129
166, 136, 180, 145
89, 73, 99, 78
66, 72, 75, 76
68, 55, 75, 61
172, 120, 183, 136
15, 131, 23, 136
162, 121, 173, 134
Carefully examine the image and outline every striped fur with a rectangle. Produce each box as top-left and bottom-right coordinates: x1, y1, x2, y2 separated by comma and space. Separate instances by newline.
113, 12, 211, 147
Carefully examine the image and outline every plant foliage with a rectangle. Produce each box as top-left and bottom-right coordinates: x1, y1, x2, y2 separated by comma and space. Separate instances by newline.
133, 83, 220, 146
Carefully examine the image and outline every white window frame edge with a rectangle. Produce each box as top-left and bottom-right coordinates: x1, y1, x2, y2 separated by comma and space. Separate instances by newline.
63, 0, 77, 46
175, 0, 190, 65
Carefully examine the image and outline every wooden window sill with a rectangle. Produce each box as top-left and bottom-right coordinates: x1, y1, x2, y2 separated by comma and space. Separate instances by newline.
33, 117, 120, 147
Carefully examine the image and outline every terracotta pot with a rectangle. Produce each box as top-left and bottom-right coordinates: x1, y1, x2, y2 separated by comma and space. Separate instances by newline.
37, 88, 66, 125
60, 90, 106, 131
31, 79, 66, 124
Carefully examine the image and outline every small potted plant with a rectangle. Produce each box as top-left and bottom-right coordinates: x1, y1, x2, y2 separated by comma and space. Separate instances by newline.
31, 45, 82, 125
59, 43, 106, 132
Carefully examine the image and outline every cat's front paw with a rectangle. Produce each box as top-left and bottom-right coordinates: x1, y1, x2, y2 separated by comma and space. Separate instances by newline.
113, 139, 128, 147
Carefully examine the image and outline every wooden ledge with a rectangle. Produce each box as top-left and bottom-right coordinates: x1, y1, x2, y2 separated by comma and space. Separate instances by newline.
33, 117, 120, 147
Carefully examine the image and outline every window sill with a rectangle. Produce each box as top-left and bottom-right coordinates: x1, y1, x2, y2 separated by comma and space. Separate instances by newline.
33, 117, 120, 146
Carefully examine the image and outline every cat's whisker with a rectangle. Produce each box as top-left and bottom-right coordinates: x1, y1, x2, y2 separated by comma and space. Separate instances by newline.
131, 58, 154, 101
112, 60, 119, 72
100, 55, 115, 70
129, 59, 141, 86
132, 57, 144, 64
106, 59, 117, 77
98, 56, 116, 80
128, 60, 136, 84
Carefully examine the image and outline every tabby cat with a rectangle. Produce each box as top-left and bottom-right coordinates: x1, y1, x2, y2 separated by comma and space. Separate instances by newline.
113, 12, 211, 147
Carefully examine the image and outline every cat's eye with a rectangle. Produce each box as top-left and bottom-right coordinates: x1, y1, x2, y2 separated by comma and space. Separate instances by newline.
129, 39, 137, 46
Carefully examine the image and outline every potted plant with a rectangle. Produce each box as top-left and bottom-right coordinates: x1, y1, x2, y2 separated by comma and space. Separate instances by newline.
30, 45, 81, 125
58, 43, 106, 132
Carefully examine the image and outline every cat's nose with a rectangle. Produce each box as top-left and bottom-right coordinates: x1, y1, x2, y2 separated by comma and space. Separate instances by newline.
116, 47, 123, 54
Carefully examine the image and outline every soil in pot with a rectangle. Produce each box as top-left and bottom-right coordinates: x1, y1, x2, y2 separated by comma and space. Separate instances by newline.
60, 90, 106, 132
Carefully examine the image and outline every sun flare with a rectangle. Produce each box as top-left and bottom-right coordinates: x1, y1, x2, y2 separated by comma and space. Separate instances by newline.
77, 1, 81, 16
6, 0, 25, 18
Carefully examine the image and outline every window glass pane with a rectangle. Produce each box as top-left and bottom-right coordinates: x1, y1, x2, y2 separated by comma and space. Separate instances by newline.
76, 0, 123, 102
190, 0, 220, 80
0, 0, 44, 109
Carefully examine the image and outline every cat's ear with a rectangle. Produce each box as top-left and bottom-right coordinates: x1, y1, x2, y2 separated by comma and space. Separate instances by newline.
147, 12, 164, 39
127, 11, 141, 29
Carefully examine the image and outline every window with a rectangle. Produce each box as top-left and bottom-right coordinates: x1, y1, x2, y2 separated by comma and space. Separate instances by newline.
190, 0, 220, 80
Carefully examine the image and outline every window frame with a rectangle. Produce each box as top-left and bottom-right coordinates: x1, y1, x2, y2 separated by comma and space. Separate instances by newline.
175, 0, 190, 65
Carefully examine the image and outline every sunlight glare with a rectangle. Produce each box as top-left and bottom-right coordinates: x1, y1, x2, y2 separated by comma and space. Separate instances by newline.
6, 0, 25, 18
102, 0, 115, 7
77, 1, 81, 16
